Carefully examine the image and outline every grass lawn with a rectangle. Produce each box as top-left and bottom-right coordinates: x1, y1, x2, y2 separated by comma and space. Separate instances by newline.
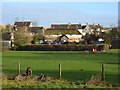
2, 49, 119, 85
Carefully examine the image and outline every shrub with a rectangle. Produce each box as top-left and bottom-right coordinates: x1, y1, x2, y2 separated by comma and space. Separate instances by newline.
15, 44, 105, 51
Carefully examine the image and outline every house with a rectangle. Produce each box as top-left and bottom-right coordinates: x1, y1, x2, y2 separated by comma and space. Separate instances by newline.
54, 34, 69, 44
67, 34, 82, 43
43, 23, 84, 43
14, 21, 33, 31
44, 28, 82, 43
78, 23, 102, 36
29, 26, 44, 35
2, 32, 14, 50
78, 24, 90, 36
51, 23, 81, 30
89, 24, 102, 35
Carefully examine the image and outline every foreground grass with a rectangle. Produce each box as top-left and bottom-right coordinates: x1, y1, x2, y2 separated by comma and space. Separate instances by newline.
2, 49, 119, 88
2, 74, 118, 89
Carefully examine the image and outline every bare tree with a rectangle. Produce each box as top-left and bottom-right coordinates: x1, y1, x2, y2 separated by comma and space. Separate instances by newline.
14, 26, 32, 46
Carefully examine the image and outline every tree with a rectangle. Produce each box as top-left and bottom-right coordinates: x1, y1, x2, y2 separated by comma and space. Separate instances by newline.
84, 33, 98, 44
14, 26, 32, 46
103, 27, 120, 44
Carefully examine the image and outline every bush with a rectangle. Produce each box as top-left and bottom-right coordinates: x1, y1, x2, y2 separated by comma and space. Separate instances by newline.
15, 44, 105, 51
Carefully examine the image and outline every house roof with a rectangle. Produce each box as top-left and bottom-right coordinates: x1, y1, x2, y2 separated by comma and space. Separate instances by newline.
51, 24, 68, 26
51, 23, 81, 25
44, 29, 82, 35
14, 21, 32, 27
29, 27, 43, 33
81, 26, 87, 29
51, 23, 82, 29
2, 32, 11, 40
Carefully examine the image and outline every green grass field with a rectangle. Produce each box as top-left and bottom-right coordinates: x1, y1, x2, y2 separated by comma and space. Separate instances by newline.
2, 49, 119, 85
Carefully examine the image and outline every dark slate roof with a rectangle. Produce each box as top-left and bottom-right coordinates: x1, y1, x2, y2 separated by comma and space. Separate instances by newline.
2, 32, 11, 40
81, 26, 87, 29
29, 27, 43, 33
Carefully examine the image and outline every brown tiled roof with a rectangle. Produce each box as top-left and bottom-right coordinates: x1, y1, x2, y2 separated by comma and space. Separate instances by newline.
14, 21, 32, 26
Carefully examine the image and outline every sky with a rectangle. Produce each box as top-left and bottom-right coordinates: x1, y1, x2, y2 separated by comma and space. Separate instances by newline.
1, 2, 118, 27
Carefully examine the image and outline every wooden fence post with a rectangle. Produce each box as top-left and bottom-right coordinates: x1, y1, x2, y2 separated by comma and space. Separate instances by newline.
59, 63, 62, 79
18, 62, 20, 75
101, 64, 105, 81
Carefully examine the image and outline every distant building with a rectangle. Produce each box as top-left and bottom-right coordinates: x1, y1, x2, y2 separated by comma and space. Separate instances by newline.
54, 34, 69, 44
2, 32, 14, 50
78, 24, 90, 36
51, 23, 81, 30
78, 23, 102, 36
90, 24, 102, 35
29, 26, 44, 35
44, 26, 82, 43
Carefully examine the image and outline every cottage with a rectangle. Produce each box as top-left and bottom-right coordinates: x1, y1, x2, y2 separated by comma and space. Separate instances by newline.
78, 24, 90, 36
54, 34, 69, 44
2, 32, 14, 49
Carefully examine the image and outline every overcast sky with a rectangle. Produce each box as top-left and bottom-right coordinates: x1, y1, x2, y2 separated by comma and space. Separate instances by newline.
2, 2, 118, 27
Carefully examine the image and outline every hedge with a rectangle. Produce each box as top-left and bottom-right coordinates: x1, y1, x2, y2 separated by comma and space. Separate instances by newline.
15, 44, 105, 51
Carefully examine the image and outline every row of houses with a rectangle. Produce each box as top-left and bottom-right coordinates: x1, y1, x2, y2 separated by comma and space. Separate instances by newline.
1, 21, 110, 49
